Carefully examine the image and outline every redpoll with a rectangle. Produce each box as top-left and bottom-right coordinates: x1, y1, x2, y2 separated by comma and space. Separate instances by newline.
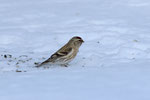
37, 36, 84, 67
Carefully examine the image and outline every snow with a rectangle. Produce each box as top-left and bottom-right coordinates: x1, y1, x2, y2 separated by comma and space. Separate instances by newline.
0, 0, 150, 100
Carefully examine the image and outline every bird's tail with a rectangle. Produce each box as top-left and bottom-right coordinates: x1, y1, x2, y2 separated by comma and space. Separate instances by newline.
35, 63, 42, 68
35, 59, 51, 68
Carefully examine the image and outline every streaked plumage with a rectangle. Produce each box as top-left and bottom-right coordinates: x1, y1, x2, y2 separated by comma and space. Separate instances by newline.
36, 36, 84, 67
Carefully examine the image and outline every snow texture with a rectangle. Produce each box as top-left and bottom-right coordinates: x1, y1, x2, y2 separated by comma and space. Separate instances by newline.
0, 0, 150, 100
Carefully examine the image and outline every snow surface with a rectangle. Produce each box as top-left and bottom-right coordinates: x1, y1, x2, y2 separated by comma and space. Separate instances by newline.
1, 0, 150, 100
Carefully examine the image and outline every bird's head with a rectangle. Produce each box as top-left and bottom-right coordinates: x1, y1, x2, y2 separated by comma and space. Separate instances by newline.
68, 36, 84, 48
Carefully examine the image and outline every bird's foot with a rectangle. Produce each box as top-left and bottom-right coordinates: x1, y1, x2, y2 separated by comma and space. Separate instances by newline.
61, 64, 69, 67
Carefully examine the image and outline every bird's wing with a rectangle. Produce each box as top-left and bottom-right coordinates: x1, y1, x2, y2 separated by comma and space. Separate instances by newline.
37, 48, 72, 67
50, 47, 72, 60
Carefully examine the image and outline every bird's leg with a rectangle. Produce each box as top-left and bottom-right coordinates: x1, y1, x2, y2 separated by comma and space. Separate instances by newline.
60, 63, 69, 67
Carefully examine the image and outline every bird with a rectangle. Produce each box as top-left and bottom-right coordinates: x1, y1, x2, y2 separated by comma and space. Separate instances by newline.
36, 36, 84, 67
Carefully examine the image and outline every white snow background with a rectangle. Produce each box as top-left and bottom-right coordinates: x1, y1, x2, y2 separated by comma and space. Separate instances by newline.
0, 0, 150, 100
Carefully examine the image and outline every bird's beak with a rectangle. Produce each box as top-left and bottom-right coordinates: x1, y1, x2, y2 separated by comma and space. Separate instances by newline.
80, 39, 84, 43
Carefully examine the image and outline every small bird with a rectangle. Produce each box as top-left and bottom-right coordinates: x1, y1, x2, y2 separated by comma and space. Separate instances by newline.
36, 36, 84, 67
